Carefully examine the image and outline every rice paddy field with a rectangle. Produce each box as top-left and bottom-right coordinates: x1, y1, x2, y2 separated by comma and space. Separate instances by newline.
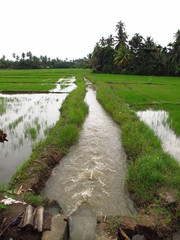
0, 69, 89, 92
0, 69, 88, 185
0, 69, 180, 229
86, 73, 180, 136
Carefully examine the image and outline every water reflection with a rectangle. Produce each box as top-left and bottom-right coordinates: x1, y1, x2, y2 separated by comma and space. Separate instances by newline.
50, 76, 76, 93
137, 110, 180, 162
0, 78, 76, 185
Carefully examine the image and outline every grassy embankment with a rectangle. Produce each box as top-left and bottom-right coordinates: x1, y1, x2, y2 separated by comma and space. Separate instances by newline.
0, 69, 90, 205
86, 73, 180, 224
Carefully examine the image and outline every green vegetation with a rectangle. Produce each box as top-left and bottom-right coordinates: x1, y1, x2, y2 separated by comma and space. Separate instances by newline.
9, 116, 23, 131
0, 53, 89, 69
0, 69, 91, 91
45, 73, 89, 152
8, 69, 88, 190
0, 97, 6, 115
1, 68, 179, 231
90, 20, 180, 76
24, 192, 45, 207
87, 73, 180, 136
86, 72, 180, 209
0, 83, 56, 92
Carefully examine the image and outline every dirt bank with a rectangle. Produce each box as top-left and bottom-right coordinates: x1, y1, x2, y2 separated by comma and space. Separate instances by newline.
8, 145, 63, 195
0, 145, 63, 240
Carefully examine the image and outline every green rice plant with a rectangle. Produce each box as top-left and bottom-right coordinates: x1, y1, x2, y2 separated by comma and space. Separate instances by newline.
24, 125, 37, 140
8, 116, 23, 130
18, 137, 24, 146
0, 97, 6, 115
34, 117, 41, 133
29, 127, 37, 140
0, 69, 91, 91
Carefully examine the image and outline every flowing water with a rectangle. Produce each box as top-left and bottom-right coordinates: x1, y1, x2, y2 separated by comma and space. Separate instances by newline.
43, 83, 134, 218
0, 78, 76, 185
137, 110, 180, 162
69, 202, 96, 240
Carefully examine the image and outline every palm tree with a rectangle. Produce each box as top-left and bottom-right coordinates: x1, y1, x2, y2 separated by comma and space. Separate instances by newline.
115, 21, 128, 49
22, 52, 25, 61
129, 33, 144, 71
169, 30, 180, 75
106, 34, 114, 48
12, 53, 16, 59
114, 44, 130, 71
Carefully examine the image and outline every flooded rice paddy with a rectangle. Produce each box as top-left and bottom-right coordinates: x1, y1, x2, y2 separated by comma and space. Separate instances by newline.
43, 82, 134, 217
137, 110, 180, 162
0, 78, 76, 185
50, 76, 76, 93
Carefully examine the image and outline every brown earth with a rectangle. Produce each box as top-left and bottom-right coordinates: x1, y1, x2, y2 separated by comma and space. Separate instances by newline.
9, 145, 63, 195
0, 145, 180, 240
0, 145, 63, 240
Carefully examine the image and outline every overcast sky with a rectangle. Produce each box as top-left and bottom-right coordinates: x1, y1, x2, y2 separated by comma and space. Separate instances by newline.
1, 0, 180, 60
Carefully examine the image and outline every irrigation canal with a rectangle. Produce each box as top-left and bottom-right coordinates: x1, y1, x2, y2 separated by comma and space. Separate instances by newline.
43, 80, 134, 238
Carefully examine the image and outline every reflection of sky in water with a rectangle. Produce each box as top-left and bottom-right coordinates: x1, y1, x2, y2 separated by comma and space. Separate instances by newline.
137, 110, 180, 162
50, 76, 76, 93
0, 78, 76, 185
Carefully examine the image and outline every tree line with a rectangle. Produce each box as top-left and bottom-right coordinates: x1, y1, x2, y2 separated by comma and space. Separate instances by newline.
0, 52, 89, 69
1, 21, 180, 76
89, 21, 180, 76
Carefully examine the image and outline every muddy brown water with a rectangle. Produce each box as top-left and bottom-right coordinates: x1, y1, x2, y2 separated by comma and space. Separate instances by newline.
137, 110, 180, 162
0, 78, 76, 185
43, 82, 134, 218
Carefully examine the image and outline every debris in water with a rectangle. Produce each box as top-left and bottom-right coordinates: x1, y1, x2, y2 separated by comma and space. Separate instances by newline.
0, 129, 8, 143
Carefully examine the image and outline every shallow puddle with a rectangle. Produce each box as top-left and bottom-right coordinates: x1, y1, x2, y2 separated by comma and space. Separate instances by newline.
137, 110, 180, 162
43, 83, 134, 217
0, 78, 76, 185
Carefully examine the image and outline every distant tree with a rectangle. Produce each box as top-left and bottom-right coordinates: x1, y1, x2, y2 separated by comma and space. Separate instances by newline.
138, 36, 157, 75
114, 44, 130, 72
106, 34, 114, 48
90, 41, 115, 73
115, 21, 128, 49
12, 53, 16, 59
168, 29, 180, 75
2, 55, 6, 61
129, 33, 144, 72
22, 52, 25, 61
16, 55, 19, 61
27, 51, 32, 61
99, 37, 106, 47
